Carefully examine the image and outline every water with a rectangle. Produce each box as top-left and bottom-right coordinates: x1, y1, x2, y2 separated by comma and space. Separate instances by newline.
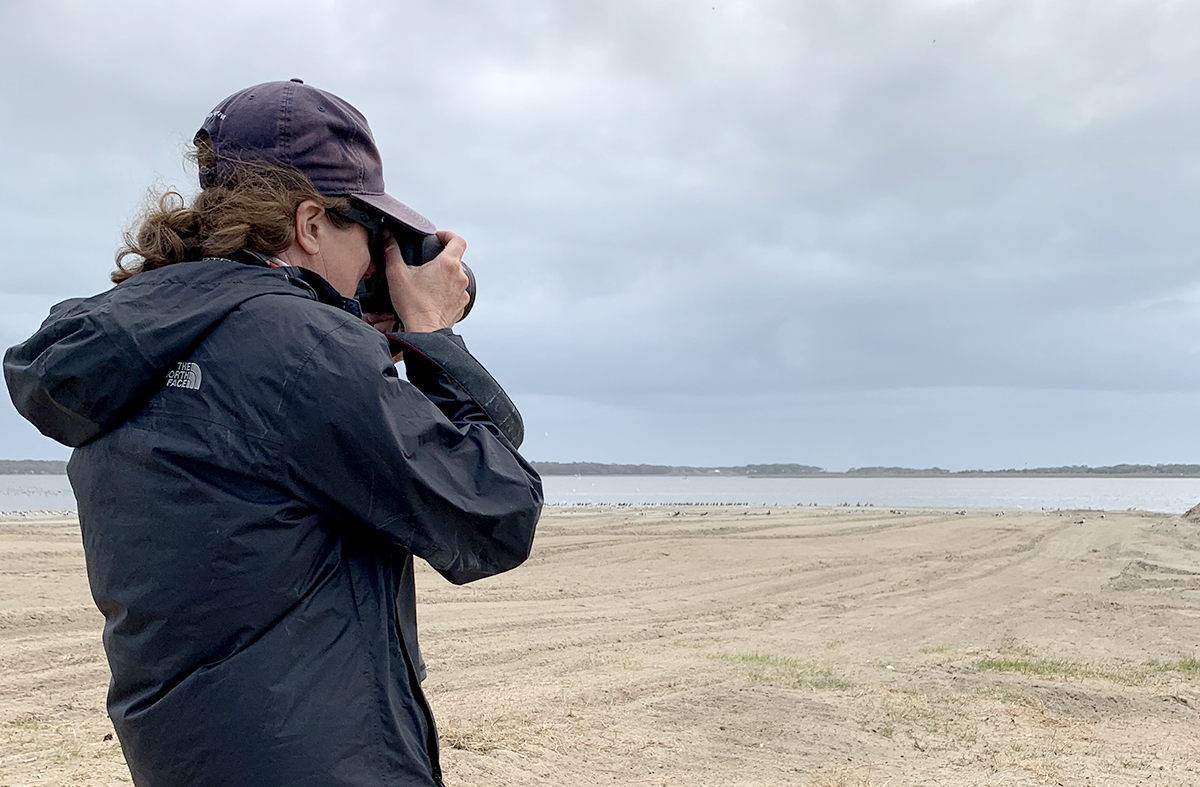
3, 474, 1200, 514
0, 475, 77, 513
542, 475, 1200, 513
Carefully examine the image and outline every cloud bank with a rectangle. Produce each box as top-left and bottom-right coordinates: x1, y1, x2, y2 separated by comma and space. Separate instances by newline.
2, 0, 1198, 468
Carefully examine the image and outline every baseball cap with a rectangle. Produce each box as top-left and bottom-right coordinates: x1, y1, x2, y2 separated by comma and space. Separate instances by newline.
196, 79, 435, 235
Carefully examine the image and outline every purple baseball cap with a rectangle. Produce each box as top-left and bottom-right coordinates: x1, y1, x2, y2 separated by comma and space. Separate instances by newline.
196, 79, 435, 235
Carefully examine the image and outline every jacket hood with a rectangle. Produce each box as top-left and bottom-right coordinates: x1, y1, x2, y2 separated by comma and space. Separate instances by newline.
4, 259, 314, 447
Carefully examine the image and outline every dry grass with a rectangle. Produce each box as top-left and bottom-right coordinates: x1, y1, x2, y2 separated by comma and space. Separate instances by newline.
705, 651, 853, 690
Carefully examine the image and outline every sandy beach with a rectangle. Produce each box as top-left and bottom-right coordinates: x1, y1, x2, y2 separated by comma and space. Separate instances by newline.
1, 505, 1198, 786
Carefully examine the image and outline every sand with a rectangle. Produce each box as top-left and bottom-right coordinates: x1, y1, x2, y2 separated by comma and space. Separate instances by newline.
1, 505, 1198, 786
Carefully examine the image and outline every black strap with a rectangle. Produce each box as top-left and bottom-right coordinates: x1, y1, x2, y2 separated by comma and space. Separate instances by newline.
386, 331, 525, 449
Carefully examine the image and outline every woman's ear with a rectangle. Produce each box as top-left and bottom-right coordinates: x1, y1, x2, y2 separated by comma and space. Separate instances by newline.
293, 200, 325, 255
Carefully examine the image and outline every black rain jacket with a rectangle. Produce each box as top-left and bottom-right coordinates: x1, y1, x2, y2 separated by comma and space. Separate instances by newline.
4, 257, 542, 786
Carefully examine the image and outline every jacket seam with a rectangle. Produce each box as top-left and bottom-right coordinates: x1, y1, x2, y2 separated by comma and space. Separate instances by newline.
276, 314, 366, 413
275, 318, 418, 553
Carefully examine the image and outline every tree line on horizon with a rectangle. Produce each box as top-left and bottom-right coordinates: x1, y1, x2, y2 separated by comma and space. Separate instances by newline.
5, 459, 1200, 477
0, 459, 68, 474
531, 461, 1200, 477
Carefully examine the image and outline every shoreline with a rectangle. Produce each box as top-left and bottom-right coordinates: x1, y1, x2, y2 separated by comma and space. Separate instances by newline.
542, 472, 1200, 479
8, 469, 1200, 479
0, 503, 1190, 516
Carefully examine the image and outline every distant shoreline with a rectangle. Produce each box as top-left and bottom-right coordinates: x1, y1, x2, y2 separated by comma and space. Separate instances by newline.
6, 459, 1200, 479
531, 461, 1200, 479
0, 460, 68, 475
535, 472, 1200, 479
594, 473, 1200, 479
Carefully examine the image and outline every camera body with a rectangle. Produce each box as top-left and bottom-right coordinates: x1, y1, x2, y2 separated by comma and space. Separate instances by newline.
356, 228, 476, 329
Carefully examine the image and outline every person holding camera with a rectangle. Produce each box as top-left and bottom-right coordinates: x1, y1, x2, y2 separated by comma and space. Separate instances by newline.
4, 80, 541, 786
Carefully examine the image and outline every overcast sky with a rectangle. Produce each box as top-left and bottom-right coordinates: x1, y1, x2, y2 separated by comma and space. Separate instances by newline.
2, 0, 1198, 470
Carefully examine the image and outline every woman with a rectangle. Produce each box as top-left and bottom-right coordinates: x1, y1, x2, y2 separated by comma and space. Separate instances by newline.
5, 80, 541, 787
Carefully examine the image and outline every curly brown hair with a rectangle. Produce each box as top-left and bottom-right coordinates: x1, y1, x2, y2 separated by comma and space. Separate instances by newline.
113, 136, 351, 283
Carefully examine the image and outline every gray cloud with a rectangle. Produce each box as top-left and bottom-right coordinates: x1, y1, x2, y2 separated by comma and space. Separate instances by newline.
3, 0, 1199, 467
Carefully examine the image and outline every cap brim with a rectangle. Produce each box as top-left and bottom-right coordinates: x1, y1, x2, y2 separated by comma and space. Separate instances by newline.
351, 192, 436, 235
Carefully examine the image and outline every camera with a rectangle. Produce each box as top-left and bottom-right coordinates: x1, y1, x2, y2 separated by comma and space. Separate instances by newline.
355, 222, 477, 330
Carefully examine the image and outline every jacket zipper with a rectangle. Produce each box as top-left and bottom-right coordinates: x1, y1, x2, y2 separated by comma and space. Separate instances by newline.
395, 606, 443, 786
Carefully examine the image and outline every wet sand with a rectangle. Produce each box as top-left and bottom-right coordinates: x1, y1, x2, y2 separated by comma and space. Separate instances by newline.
1, 506, 1198, 785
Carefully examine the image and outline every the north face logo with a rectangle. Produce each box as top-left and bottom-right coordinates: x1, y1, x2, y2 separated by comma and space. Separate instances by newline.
165, 362, 203, 390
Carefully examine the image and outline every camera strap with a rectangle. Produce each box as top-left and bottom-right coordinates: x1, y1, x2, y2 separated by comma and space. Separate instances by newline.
386, 331, 525, 449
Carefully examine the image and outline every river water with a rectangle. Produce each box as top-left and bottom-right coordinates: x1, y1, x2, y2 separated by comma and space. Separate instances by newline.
0, 475, 77, 512
541, 474, 1200, 512
4, 474, 1200, 514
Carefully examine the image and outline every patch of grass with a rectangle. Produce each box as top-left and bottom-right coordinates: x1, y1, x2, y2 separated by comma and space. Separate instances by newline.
809, 772, 880, 787
977, 656, 1089, 678
878, 725, 894, 739
1175, 657, 1200, 675
1142, 657, 1200, 677
706, 652, 852, 690
920, 645, 954, 654
980, 651, 1200, 685
439, 725, 502, 753
977, 655, 1156, 686
670, 640, 705, 650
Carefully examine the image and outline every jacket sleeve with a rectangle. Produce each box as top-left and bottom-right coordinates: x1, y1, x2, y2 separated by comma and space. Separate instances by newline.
278, 319, 542, 584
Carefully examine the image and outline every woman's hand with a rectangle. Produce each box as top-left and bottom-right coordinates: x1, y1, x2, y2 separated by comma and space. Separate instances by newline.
384, 231, 471, 334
